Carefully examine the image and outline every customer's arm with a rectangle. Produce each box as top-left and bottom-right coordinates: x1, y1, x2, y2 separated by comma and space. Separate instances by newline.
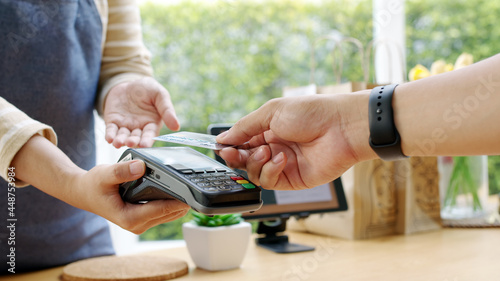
216, 54, 500, 190
393, 53, 500, 156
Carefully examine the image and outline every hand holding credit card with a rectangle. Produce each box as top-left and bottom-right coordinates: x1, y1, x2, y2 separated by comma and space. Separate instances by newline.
153, 131, 235, 150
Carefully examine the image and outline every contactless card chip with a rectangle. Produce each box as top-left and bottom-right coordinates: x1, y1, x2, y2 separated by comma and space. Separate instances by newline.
153, 131, 234, 150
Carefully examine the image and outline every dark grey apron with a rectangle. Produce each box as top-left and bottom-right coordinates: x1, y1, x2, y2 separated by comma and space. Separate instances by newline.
0, 0, 114, 273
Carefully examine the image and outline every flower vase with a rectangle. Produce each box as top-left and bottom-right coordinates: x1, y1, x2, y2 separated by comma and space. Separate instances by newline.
438, 156, 489, 220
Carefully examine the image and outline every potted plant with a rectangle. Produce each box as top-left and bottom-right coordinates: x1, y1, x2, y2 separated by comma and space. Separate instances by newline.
182, 212, 252, 271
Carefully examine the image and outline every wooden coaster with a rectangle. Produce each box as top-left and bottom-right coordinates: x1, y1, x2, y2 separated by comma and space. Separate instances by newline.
61, 255, 189, 281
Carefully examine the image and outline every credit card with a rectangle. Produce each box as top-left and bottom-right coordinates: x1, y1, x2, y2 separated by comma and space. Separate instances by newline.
153, 131, 234, 150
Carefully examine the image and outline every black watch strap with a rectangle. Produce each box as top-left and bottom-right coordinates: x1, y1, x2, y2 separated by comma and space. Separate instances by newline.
368, 84, 407, 161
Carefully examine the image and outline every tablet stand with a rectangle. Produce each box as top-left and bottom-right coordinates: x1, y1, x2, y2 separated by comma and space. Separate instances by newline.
255, 217, 314, 253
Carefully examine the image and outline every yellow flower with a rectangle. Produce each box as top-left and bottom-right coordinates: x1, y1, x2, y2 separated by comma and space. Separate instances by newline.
408, 64, 430, 81
454, 53, 474, 70
430, 59, 454, 75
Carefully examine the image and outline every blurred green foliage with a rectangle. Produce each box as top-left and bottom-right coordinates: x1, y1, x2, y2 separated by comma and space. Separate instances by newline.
406, 0, 500, 68
140, 0, 373, 135
139, 0, 372, 241
488, 157, 500, 196
139, 0, 500, 241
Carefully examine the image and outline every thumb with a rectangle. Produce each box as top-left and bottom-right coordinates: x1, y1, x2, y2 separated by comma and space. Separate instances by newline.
103, 160, 146, 185
216, 99, 277, 145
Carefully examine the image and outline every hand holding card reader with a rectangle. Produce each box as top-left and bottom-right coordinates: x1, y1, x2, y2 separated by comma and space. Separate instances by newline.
118, 147, 262, 215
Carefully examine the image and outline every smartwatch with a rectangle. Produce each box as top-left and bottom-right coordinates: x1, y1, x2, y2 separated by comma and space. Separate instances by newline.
368, 84, 407, 161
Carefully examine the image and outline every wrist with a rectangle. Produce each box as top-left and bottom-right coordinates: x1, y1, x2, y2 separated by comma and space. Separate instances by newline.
63, 166, 88, 208
337, 90, 378, 162
12, 135, 88, 207
368, 84, 407, 161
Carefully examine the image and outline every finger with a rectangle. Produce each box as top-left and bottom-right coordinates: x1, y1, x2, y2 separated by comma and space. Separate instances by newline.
124, 200, 190, 234
228, 133, 268, 150
139, 123, 159, 148
216, 99, 280, 145
142, 205, 190, 228
125, 128, 142, 148
259, 152, 288, 190
218, 147, 253, 170
112, 127, 131, 148
218, 147, 243, 168
245, 146, 272, 186
137, 200, 190, 222
102, 160, 146, 186
105, 123, 119, 144
155, 87, 180, 131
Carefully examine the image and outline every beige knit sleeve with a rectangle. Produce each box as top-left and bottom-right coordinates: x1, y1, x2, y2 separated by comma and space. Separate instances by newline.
0, 97, 57, 187
96, 0, 154, 115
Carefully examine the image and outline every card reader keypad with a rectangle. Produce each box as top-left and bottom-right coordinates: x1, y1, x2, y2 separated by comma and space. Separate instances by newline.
168, 165, 256, 192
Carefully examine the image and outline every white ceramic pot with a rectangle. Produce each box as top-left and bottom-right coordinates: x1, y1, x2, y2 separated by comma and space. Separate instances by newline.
182, 221, 251, 271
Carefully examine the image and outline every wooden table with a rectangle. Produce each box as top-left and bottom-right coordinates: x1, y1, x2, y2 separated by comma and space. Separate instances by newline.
3, 229, 499, 281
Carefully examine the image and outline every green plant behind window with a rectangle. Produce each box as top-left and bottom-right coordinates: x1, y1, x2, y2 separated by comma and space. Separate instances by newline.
488, 156, 500, 195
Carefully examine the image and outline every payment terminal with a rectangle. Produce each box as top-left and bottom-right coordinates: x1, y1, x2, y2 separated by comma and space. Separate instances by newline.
118, 147, 262, 215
